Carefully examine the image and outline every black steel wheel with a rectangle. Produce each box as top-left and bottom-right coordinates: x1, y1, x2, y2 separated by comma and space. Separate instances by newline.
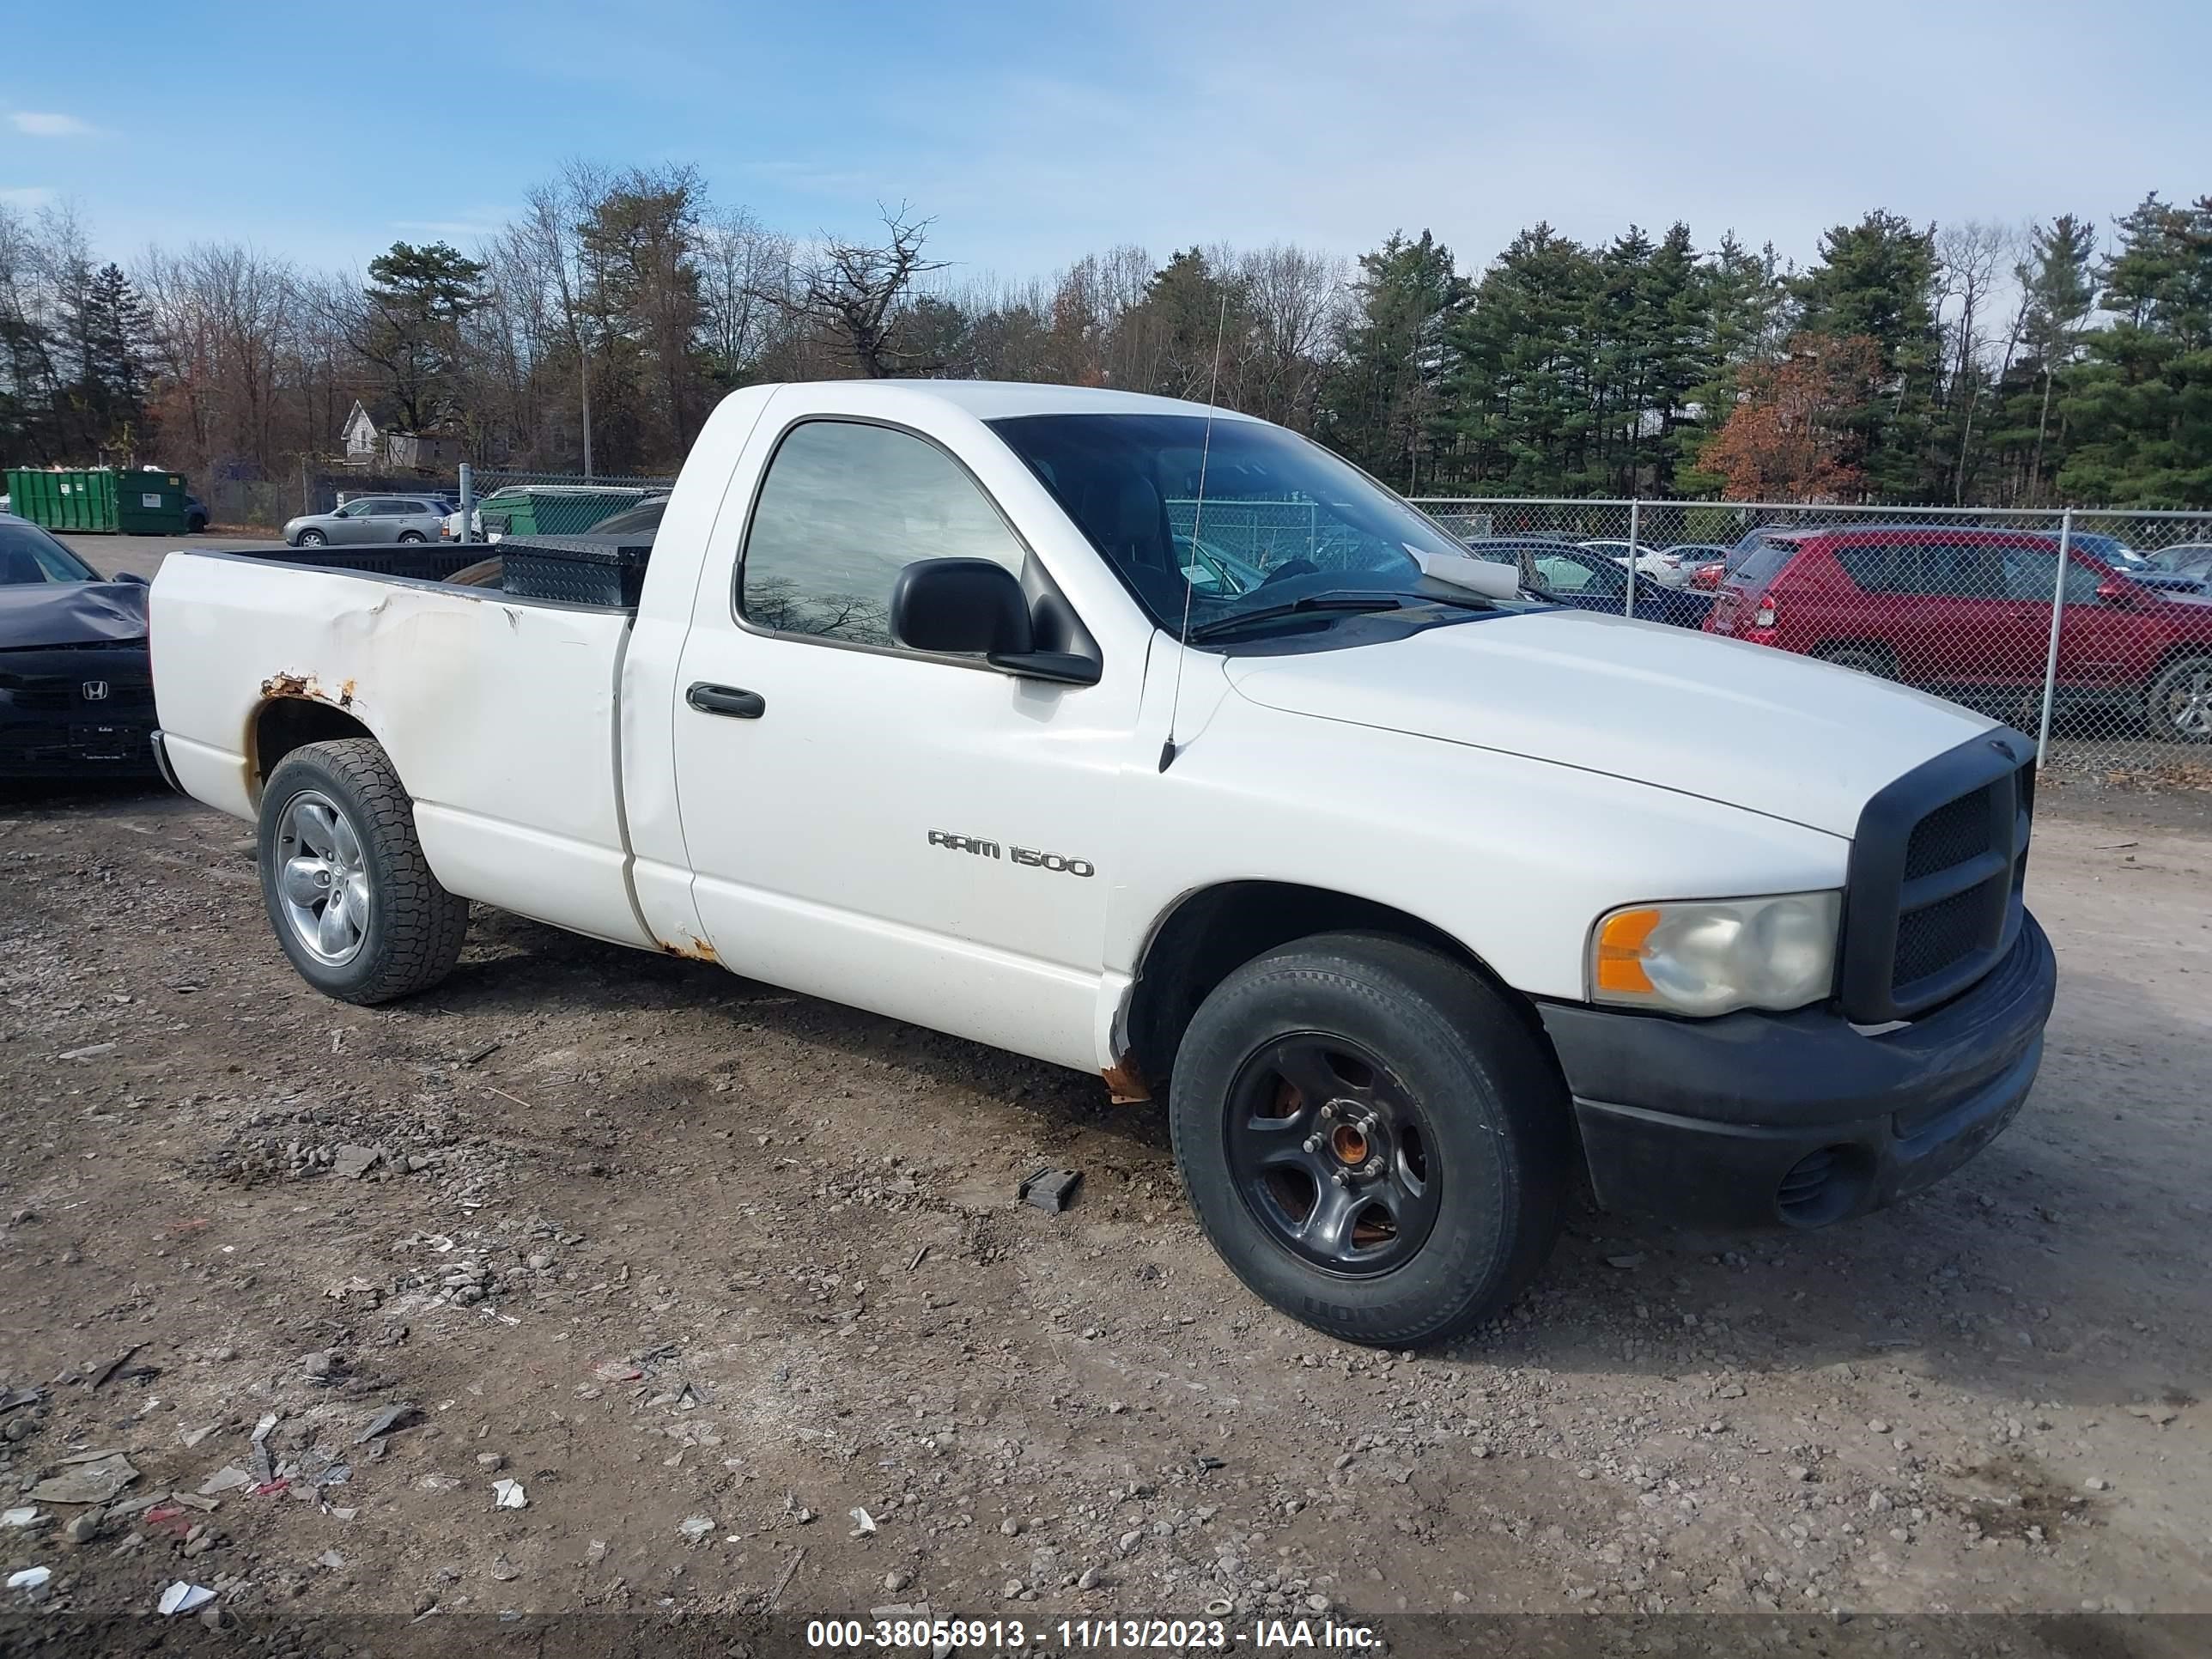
1224, 1035, 1442, 1278
1170, 932, 1568, 1347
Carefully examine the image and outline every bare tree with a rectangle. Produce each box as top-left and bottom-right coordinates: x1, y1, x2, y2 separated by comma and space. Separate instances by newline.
1237, 242, 1346, 431
1936, 220, 2018, 502
770, 205, 946, 379
698, 204, 790, 382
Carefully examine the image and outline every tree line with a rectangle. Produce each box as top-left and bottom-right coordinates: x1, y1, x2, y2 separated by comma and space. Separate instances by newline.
1, 163, 2205, 507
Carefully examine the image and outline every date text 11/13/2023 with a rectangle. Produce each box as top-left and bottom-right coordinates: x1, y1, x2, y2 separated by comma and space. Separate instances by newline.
802, 1615, 1378, 1649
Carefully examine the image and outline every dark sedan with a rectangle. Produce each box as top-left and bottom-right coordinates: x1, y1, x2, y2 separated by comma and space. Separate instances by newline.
1462, 538, 1714, 629
0, 518, 157, 778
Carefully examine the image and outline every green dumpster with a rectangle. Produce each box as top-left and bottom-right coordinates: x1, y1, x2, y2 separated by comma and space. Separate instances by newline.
477, 485, 647, 538
4, 467, 193, 535
116, 471, 192, 535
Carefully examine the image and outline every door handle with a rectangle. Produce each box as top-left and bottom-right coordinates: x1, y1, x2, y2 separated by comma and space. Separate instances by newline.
687, 682, 766, 720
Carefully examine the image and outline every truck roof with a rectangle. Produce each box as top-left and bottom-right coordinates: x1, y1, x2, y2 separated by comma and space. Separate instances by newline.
766, 380, 1261, 423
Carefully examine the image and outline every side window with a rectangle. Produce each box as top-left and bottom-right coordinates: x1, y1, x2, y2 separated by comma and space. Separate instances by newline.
2002, 549, 2102, 605
1532, 554, 1594, 592
1927, 544, 2008, 599
740, 422, 1027, 650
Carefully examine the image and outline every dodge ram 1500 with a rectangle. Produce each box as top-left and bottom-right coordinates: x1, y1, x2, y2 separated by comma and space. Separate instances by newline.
149, 380, 2057, 1346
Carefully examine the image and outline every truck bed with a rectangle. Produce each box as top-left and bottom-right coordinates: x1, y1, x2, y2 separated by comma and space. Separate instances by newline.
150, 551, 659, 951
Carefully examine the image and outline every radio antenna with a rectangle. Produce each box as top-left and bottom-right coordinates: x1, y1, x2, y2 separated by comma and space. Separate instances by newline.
1158, 293, 1231, 774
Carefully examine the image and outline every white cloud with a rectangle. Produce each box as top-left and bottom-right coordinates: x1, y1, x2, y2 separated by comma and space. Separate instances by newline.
0, 186, 57, 210
10, 111, 98, 138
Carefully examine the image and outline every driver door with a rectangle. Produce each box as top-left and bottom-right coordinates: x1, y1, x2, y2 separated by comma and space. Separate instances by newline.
670, 412, 1141, 1071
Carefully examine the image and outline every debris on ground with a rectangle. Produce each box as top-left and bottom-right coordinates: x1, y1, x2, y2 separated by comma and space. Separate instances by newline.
491, 1478, 527, 1510
850, 1506, 877, 1535
88, 1341, 147, 1389
330, 1145, 381, 1179
2, 1507, 40, 1528
678, 1515, 715, 1543
196, 1466, 252, 1497
29, 1454, 138, 1505
8, 1567, 52, 1593
1018, 1166, 1083, 1212
157, 1582, 216, 1616
355, 1402, 416, 1444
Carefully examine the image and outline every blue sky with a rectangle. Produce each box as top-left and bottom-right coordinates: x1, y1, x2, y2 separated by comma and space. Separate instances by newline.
3, 0, 2207, 283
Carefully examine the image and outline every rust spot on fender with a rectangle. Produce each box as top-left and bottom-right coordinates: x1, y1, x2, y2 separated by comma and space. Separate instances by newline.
337, 678, 356, 708
260, 671, 318, 699
656, 935, 719, 963
1103, 1053, 1152, 1104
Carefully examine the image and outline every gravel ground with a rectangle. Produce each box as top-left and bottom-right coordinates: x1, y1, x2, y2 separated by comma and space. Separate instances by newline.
0, 781, 2208, 1656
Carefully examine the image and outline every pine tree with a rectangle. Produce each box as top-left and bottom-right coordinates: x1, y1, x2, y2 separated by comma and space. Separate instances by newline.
1790, 211, 1943, 497
2053, 195, 2212, 505
1443, 224, 1602, 493
358, 240, 489, 434
1315, 231, 1468, 490
67, 262, 156, 458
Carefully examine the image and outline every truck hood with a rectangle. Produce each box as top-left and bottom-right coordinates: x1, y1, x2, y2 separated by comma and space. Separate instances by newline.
1223, 609, 1996, 837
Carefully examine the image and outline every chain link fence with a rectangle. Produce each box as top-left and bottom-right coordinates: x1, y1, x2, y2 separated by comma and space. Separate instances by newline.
465, 471, 675, 538
1410, 498, 2212, 792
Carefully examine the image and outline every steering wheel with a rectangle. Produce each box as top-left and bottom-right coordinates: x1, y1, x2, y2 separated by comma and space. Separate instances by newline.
1255, 557, 1319, 589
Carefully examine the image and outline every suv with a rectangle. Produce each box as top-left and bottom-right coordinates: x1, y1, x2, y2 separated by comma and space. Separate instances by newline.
1705, 525, 2212, 743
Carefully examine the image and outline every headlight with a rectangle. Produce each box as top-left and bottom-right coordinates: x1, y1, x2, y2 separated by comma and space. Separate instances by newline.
1591, 891, 1841, 1017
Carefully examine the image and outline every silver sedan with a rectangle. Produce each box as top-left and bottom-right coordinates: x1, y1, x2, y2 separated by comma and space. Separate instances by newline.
283, 496, 452, 548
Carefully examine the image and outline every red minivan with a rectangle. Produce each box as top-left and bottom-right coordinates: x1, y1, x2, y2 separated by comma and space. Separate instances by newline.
1704, 526, 2212, 744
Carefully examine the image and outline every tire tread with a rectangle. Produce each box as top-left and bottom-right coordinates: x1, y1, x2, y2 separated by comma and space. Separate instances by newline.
259, 738, 468, 1004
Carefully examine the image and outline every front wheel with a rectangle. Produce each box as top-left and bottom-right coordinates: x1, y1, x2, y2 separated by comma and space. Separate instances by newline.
2148, 655, 2212, 744
257, 738, 469, 1003
1168, 933, 1568, 1347
295, 529, 327, 548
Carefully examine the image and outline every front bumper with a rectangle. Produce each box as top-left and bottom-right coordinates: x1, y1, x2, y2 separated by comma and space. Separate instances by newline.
0, 714, 160, 778
1539, 911, 2057, 1229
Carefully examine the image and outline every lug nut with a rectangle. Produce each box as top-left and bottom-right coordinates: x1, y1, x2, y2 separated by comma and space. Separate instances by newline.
1304, 1134, 1322, 1153
1318, 1104, 1335, 1121
1331, 1170, 1351, 1188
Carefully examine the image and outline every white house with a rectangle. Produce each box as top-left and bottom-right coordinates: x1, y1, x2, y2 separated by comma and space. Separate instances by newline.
340, 400, 464, 470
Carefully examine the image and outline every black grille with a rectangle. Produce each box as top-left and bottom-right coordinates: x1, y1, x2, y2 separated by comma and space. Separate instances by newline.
1903, 791, 1993, 880
1840, 732, 2037, 1023
1, 672, 153, 713
1893, 885, 1987, 988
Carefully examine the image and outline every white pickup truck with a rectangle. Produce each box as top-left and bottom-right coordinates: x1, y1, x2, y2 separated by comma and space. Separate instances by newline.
149, 381, 2056, 1346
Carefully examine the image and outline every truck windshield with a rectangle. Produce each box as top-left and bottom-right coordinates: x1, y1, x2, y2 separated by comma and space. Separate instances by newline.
989, 412, 1500, 637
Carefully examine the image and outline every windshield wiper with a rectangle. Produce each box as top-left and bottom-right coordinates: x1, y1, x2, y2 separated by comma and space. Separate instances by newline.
1183, 592, 1412, 641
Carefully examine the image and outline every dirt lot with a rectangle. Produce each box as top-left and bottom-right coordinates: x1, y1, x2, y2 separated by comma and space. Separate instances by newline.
1, 779, 2209, 1655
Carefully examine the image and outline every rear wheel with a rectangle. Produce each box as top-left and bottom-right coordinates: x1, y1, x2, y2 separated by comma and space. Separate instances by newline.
2148, 655, 2212, 744
398, 531, 427, 544
257, 738, 469, 1003
1814, 643, 1898, 679
1168, 933, 1568, 1347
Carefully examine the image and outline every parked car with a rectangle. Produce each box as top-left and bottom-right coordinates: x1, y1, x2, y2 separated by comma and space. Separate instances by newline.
1579, 539, 1686, 586
1704, 525, 2212, 742
0, 516, 156, 778
1662, 543, 1732, 586
2144, 544, 2212, 592
149, 380, 2055, 1347
1691, 526, 1794, 590
283, 496, 451, 548
184, 495, 209, 533
1464, 538, 1712, 627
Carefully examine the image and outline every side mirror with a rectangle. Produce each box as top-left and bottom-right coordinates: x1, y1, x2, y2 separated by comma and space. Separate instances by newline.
111, 570, 149, 585
890, 558, 1099, 685
2095, 577, 2136, 606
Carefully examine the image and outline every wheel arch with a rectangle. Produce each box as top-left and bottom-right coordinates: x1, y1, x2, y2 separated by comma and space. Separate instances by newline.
1119, 880, 1559, 1096
249, 691, 380, 805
